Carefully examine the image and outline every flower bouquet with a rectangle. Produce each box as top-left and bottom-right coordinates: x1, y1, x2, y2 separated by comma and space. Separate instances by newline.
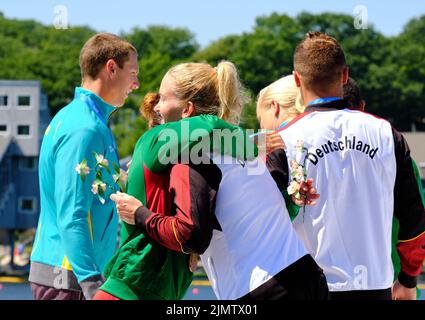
75, 152, 127, 204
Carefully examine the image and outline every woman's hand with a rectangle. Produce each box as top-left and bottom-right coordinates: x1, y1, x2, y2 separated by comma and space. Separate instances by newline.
189, 254, 199, 272
292, 178, 320, 206
392, 280, 417, 300
110, 191, 143, 225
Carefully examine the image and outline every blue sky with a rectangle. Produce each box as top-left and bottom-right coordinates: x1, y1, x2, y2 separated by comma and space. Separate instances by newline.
1, 0, 425, 47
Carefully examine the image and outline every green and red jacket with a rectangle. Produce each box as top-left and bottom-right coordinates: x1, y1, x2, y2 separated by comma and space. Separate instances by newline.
101, 115, 256, 299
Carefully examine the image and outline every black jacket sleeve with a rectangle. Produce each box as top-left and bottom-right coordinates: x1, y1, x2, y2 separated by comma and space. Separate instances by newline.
266, 148, 289, 193
135, 163, 221, 254
392, 127, 425, 287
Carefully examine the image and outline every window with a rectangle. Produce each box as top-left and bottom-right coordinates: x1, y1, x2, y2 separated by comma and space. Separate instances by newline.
19, 157, 37, 171
0, 95, 8, 107
18, 197, 37, 213
18, 95, 31, 107
17, 125, 30, 136
0, 124, 7, 133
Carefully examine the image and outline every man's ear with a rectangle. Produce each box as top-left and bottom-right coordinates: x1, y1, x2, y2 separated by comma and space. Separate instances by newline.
105, 59, 117, 78
293, 71, 302, 87
342, 66, 349, 85
270, 100, 280, 118
360, 100, 366, 112
182, 101, 196, 119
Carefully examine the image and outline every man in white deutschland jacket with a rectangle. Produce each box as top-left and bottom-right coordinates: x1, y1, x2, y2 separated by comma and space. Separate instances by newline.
265, 31, 425, 300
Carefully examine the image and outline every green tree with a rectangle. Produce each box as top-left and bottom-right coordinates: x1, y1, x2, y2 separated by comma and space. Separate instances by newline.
195, 13, 300, 95
124, 25, 199, 60
111, 108, 148, 159
386, 15, 425, 130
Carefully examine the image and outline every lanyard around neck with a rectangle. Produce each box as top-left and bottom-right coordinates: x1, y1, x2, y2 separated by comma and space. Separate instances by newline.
278, 121, 289, 129
307, 97, 342, 106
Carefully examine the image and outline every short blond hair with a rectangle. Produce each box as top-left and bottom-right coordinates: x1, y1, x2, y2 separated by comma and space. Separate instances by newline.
258, 75, 304, 119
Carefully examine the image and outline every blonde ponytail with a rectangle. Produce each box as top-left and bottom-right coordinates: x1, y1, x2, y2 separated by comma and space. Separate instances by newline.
166, 60, 247, 124
215, 61, 248, 125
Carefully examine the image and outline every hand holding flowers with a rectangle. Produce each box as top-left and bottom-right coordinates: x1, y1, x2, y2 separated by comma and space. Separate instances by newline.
287, 140, 320, 209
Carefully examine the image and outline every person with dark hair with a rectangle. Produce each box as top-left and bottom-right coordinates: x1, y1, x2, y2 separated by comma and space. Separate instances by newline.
29, 33, 139, 300
267, 31, 425, 300
342, 77, 366, 111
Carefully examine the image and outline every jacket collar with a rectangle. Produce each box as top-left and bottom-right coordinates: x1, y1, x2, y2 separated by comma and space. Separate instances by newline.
304, 98, 348, 111
74, 87, 117, 121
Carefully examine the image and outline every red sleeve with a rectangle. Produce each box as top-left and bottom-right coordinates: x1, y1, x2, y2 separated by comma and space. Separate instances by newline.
397, 233, 425, 274
135, 163, 219, 254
